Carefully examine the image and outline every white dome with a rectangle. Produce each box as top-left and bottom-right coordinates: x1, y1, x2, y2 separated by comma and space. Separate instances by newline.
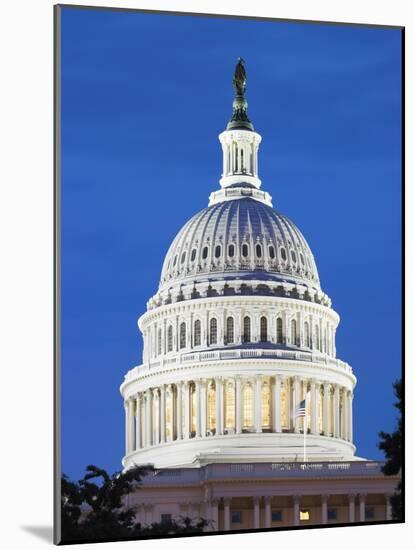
159, 196, 320, 292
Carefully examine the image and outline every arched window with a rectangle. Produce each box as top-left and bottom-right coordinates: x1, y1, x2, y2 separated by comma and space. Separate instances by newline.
157, 328, 162, 356
190, 248, 197, 262
261, 382, 271, 428
291, 250, 297, 263
209, 318, 217, 345
260, 316, 267, 342
243, 384, 254, 428
256, 244, 262, 258
243, 316, 251, 343
242, 243, 249, 258
280, 248, 287, 261
194, 319, 201, 346
173, 254, 178, 266
315, 325, 320, 351
207, 384, 216, 431
179, 322, 186, 349
269, 245, 275, 259
214, 245, 221, 258
167, 325, 173, 352
304, 321, 310, 348
202, 246, 208, 260
225, 382, 235, 429
291, 319, 297, 346
181, 251, 186, 264
300, 253, 305, 265
226, 316, 234, 344
228, 244, 235, 258
276, 317, 283, 344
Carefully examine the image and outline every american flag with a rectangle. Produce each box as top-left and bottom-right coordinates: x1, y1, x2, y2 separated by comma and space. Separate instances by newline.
295, 399, 306, 418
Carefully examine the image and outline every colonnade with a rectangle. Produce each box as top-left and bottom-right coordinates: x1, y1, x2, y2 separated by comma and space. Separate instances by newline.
124, 375, 353, 454
143, 309, 337, 363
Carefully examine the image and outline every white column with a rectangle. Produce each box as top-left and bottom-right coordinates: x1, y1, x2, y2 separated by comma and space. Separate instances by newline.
160, 385, 166, 443
285, 377, 291, 430
145, 390, 152, 446
200, 380, 207, 437
224, 498, 231, 531
348, 392, 354, 442
341, 388, 347, 439
124, 401, 129, 455
333, 385, 340, 438
272, 375, 281, 432
236, 376, 242, 434
253, 497, 260, 529
211, 498, 219, 531
264, 496, 272, 528
135, 394, 141, 450
359, 493, 366, 522
195, 379, 201, 437
348, 494, 356, 523
128, 398, 135, 453
310, 379, 318, 435
177, 382, 183, 440
215, 378, 223, 435
167, 384, 174, 441
323, 383, 330, 436
184, 381, 190, 439
255, 375, 262, 433
321, 494, 328, 525
140, 396, 146, 448
152, 388, 160, 445
293, 376, 301, 433
293, 495, 300, 526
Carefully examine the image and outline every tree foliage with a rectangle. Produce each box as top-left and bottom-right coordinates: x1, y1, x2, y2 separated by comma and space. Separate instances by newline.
60, 464, 208, 542
378, 379, 403, 520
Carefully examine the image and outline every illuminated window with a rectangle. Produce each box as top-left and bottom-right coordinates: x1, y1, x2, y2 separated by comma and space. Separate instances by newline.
256, 244, 262, 258
260, 316, 267, 342
276, 317, 283, 344
157, 328, 162, 355
269, 245, 275, 259
300, 510, 310, 521
194, 319, 201, 346
209, 318, 218, 345
261, 382, 271, 428
304, 321, 310, 347
202, 246, 208, 260
215, 245, 221, 259
225, 382, 235, 428
242, 243, 249, 257
243, 384, 254, 428
167, 325, 173, 352
291, 319, 297, 345
226, 317, 234, 344
228, 244, 235, 258
207, 385, 216, 431
243, 316, 251, 343
179, 322, 186, 349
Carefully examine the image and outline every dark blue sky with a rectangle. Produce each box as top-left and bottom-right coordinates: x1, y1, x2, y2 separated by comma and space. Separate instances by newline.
60, 7, 402, 480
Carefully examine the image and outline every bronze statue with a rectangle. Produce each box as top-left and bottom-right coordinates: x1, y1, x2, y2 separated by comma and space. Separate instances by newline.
233, 57, 246, 96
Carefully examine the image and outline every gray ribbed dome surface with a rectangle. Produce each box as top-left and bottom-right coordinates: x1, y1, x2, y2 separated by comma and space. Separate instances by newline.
159, 198, 320, 290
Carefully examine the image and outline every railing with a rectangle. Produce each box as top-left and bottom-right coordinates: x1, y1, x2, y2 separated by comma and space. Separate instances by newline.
124, 349, 353, 382
140, 461, 386, 485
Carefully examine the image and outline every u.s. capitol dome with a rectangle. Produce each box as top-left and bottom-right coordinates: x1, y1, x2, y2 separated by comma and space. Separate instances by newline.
120, 59, 357, 469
